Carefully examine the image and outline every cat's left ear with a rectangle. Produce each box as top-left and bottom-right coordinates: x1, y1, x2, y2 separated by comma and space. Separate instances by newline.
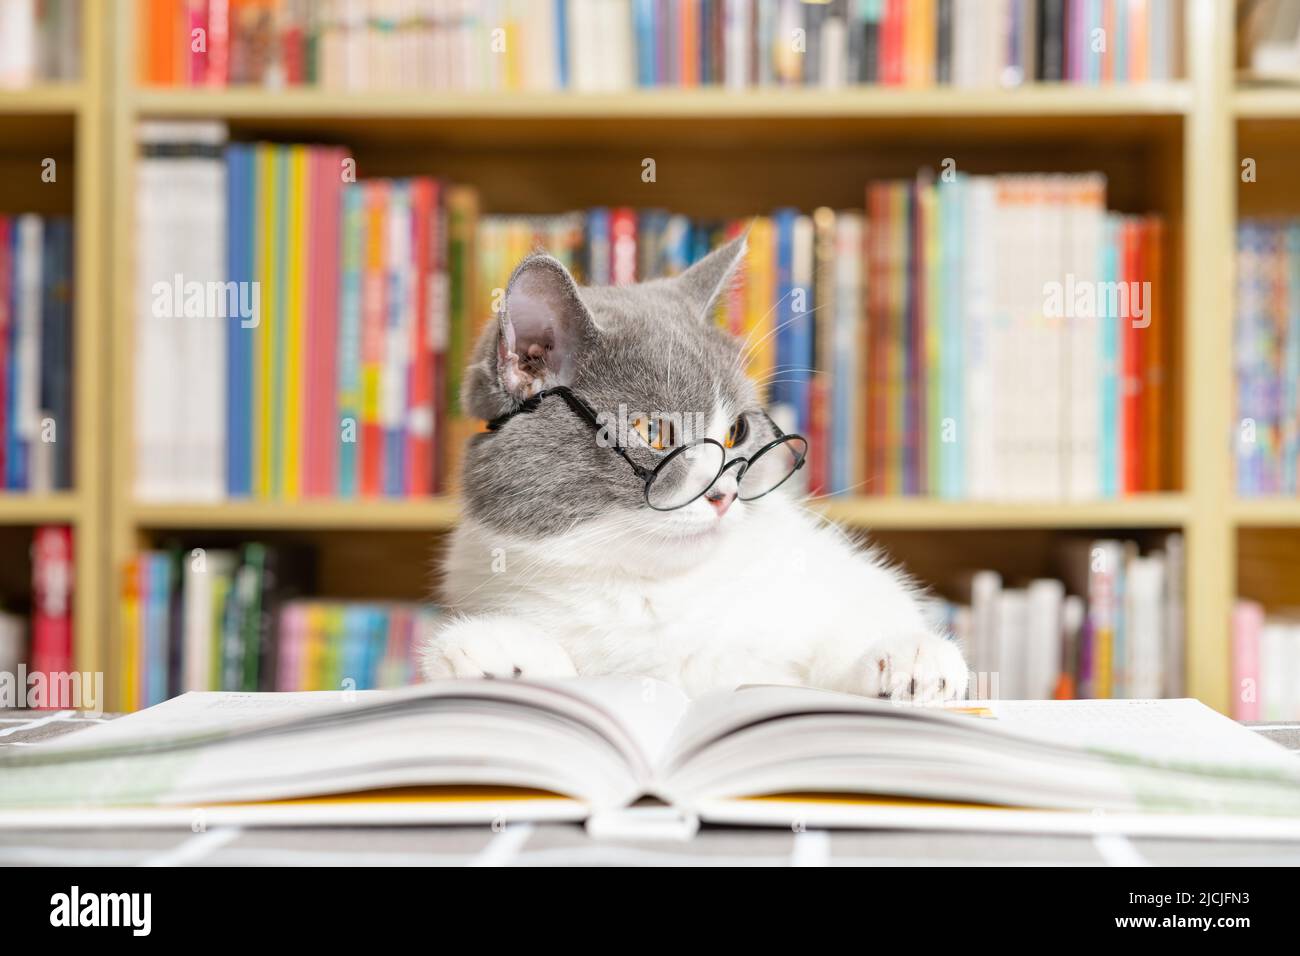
676, 230, 748, 321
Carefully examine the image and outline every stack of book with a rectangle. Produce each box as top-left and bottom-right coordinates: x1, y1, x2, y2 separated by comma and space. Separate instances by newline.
1, 215, 75, 493
0, 0, 80, 87
134, 122, 477, 501
137, 0, 1182, 91
937, 532, 1184, 700
1233, 600, 1300, 721
1236, 218, 1300, 497
120, 541, 430, 709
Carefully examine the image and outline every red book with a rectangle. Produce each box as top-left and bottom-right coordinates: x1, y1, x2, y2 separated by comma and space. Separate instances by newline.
882, 0, 903, 86
406, 178, 437, 497
302, 148, 342, 496
1121, 219, 1144, 494
610, 208, 638, 286
186, 0, 209, 85
430, 186, 449, 493
206, 0, 230, 86
30, 526, 74, 709
0, 216, 10, 483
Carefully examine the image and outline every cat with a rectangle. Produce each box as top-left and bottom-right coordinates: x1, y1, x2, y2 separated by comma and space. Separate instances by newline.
420, 236, 969, 703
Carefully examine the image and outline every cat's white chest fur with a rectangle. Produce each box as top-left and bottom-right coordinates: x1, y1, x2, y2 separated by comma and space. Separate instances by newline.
427, 495, 969, 701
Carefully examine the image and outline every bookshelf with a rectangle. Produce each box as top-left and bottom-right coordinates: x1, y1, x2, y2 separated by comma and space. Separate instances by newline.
90, 0, 1262, 713
0, 12, 105, 688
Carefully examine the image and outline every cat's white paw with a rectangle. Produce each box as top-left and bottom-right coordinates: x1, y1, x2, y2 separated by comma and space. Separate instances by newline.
421, 615, 578, 680
860, 631, 968, 704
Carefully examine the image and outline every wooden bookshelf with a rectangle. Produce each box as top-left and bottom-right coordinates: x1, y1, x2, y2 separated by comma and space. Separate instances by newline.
0, 19, 107, 685
89, 0, 1261, 712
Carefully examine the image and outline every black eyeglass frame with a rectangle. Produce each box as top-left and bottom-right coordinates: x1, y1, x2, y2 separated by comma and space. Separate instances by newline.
486, 385, 808, 511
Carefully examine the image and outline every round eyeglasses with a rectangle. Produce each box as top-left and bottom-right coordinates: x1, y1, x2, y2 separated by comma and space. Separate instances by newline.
485, 386, 808, 512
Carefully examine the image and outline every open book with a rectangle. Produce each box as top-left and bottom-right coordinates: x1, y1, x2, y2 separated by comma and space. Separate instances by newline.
4, 679, 1300, 838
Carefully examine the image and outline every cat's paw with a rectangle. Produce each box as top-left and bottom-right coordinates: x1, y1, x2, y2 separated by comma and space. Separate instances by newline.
860, 631, 968, 704
420, 615, 578, 680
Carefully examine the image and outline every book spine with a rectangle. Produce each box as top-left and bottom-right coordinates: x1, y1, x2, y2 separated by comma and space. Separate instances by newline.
360, 180, 388, 497
29, 525, 74, 708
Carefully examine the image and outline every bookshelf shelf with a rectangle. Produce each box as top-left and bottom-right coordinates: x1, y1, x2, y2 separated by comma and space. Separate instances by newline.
816, 495, 1190, 531
127, 495, 1189, 534
0, 85, 86, 115
129, 84, 1194, 122
0, 493, 83, 525
1233, 87, 1300, 118
1230, 500, 1300, 528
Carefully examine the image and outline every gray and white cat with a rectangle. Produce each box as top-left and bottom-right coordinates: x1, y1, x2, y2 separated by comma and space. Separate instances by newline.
420, 237, 968, 702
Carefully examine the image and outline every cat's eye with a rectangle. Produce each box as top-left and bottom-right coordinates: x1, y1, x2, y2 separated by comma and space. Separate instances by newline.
631, 415, 678, 451
724, 415, 748, 449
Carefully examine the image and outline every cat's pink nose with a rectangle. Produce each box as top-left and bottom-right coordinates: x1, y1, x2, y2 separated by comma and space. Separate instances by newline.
705, 490, 735, 517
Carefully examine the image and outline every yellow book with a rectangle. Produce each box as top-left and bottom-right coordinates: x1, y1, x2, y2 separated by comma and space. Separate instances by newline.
745, 218, 776, 401
255, 145, 277, 498
120, 559, 139, 711
283, 146, 308, 500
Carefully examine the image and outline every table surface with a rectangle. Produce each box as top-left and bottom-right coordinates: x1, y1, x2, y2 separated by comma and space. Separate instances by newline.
3, 710, 1300, 867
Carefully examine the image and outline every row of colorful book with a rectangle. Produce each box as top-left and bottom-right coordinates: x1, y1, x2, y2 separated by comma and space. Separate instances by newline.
936, 533, 1185, 700
134, 122, 477, 501
0, 527, 75, 710
0, 0, 80, 87
137, 0, 1183, 91
1236, 219, 1300, 497
1232, 600, 1300, 722
1, 215, 75, 493
119, 541, 429, 710
485, 180, 1170, 501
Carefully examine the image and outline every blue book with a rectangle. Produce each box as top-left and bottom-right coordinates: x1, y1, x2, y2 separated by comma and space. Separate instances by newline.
146, 553, 173, 706
368, 607, 389, 686
586, 208, 611, 285
771, 208, 798, 415
554, 0, 569, 89
1113, 0, 1128, 82
1099, 217, 1120, 497
1284, 224, 1300, 495
5, 218, 35, 491
226, 145, 253, 497
1085, 0, 1102, 84
337, 184, 364, 497
634, 0, 656, 87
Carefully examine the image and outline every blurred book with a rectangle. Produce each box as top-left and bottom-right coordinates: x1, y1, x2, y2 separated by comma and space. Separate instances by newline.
0, 0, 80, 87
121, 541, 432, 709
1232, 599, 1300, 721
0, 214, 75, 493
137, 0, 1183, 91
937, 531, 1184, 700
1235, 219, 1300, 496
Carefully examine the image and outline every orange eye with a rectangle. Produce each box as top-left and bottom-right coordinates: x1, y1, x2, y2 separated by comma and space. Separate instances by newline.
632, 416, 677, 451
724, 415, 748, 449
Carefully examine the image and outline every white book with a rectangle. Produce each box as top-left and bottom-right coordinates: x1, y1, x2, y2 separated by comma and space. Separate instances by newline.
1067, 175, 1105, 500
1161, 532, 1185, 697
1125, 554, 1166, 699
969, 568, 1002, 691
7, 681, 1300, 838
523, 0, 558, 90
182, 550, 237, 693
819, 4, 846, 89
996, 588, 1028, 699
1025, 579, 1065, 700
1261, 623, 1290, 722
963, 177, 998, 498
0, 0, 35, 87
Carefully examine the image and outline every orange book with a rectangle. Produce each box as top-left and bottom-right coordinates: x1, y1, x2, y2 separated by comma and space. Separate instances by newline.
680, 0, 698, 86
1130, 0, 1149, 82
1102, 0, 1115, 83
1141, 217, 1165, 491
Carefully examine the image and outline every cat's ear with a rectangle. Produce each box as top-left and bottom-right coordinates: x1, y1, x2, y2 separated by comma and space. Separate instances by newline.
676, 231, 748, 321
496, 253, 595, 400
